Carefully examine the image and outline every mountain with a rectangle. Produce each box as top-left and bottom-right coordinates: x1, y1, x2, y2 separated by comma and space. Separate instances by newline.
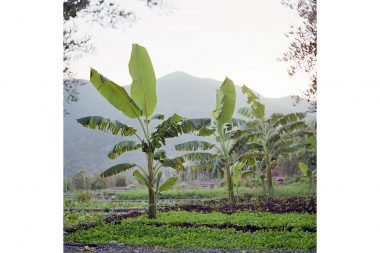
64, 71, 314, 177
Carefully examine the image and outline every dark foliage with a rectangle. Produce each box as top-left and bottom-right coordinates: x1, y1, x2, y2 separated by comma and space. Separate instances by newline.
161, 195, 316, 214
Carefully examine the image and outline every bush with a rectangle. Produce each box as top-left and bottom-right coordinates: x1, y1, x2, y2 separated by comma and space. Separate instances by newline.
75, 191, 93, 202
116, 176, 127, 187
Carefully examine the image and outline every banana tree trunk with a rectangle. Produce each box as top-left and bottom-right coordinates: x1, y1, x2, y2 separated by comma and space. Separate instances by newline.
265, 153, 273, 193
260, 175, 266, 192
309, 176, 313, 190
147, 152, 156, 219
226, 169, 234, 203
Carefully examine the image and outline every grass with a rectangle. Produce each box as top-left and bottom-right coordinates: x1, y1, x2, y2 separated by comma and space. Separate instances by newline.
64, 220, 316, 250
112, 183, 315, 200
64, 199, 147, 209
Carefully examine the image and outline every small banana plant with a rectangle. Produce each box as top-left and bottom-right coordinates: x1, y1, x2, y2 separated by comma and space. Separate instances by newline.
173, 78, 246, 202
232, 85, 308, 194
298, 162, 316, 189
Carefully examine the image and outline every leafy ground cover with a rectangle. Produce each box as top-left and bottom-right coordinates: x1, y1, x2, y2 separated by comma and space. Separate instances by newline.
133, 211, 316, 232
64, 220, 316, 250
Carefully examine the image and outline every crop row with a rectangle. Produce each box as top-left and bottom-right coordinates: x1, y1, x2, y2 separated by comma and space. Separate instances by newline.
133, 211, 316, 231
64, 221, 316, 250
162, 195, 316, 214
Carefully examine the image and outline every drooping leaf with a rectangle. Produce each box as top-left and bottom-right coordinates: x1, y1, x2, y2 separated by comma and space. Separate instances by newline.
158, 177, 177, 192
181, 152, 217, 162
153, 150, 167, 161
278, 121, 307, 134
238, 107, 254, 119
307, 134, 317, 152
252, 101, 265, 119
175, 141, 215, 152
160, 157, 185, 171
187, 162, 215, 171
197, 127, 216, 136
107, 140, 142, 159
129, 44, 157, 117
212, 77, 236, 126
101, 163, 136, 177
299, 162, 309, 176
90, 68, 142, 118
232, 162, 245, 172
241, 170, 254, 178
150, 113, 184, 148
242, 84, 259, 104
241, 85, 265, 119
212, 156, 226, 174
77, 116, 137, 136
266, 132, 281, 147
133, 170, 149, 187
179, 118, 213, 136
151, 114, 165, 120
231, 118, 248, 127
273, 112, 306, 127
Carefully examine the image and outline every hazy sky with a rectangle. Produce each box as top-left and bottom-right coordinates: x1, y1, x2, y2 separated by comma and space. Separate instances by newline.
71, 0, 309, 98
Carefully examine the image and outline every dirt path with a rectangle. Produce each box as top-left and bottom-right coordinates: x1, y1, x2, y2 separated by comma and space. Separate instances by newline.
64, 242, 316, 253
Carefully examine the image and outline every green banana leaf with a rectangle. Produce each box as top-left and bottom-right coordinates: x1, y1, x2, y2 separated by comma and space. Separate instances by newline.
90, 68, 142, 119
129, 43, 157, 117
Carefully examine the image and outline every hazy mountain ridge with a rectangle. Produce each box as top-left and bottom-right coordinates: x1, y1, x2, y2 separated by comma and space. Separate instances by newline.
64, 72, 314, 176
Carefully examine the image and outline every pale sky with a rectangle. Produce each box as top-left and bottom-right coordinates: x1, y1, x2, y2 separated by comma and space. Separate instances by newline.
70, 0, 309, 98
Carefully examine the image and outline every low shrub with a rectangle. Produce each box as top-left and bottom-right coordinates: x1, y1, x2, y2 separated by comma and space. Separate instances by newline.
75, 191, 94, 202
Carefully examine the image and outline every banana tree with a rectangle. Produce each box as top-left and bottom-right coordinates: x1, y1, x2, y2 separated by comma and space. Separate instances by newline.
234, 85, 308, 194
174, 77, 245, 202
77, 44, 209, 218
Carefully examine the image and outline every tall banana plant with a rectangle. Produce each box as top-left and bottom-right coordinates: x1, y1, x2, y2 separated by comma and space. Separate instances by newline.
174, 78, 248, 202
77, 44, 209, 218
234, 85, 308, 193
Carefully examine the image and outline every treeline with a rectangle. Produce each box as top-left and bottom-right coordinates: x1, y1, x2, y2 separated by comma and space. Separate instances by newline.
64, 171, 132, 192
